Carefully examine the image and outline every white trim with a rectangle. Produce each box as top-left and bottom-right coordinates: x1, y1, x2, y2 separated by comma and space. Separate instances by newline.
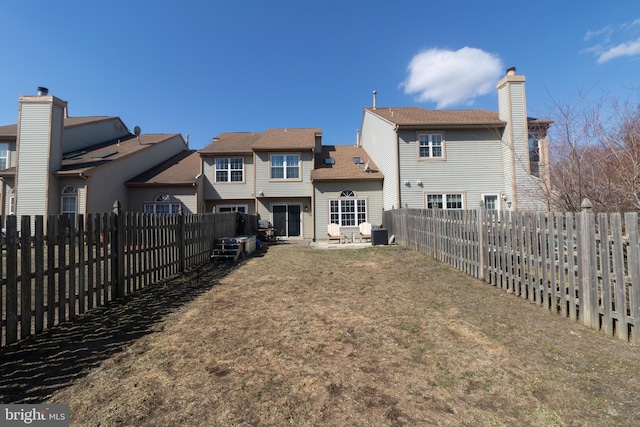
269, 153, 301, 180
215, 204, 248, 213
481, 193, 501, 210
424, 192, 465, 210
214, 157, 245, 183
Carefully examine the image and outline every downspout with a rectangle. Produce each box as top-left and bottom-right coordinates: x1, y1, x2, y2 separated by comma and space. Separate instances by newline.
253, 151, 258, 215
195, 172, 202, 213
395, 124, 401, 209
311, 178, 316, 242
310, 148, 316, 241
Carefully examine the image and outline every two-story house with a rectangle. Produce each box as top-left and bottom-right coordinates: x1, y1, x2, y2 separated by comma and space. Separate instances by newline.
200, 128, 322, 239
0, 88, 193, 227
311, 144, 383, 240
359, 67, 551, 212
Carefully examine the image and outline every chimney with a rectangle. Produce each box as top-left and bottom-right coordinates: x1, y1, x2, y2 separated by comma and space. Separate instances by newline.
496, 66, 527, 211
372, 90, 377, 110
37, 86, 49, 96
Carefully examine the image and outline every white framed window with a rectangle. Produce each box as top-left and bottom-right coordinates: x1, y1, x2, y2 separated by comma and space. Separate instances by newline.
481, 194, 500, 210
216, 204, 248, 213
61, 186, 78, 224
426, 193, 464, 210
9, 189, 15, 215
270, 154, 300, 179
215, 158, 244, 182
0, 143, 8, 170
144, 194, 181, 214
329, 189, 367, 227
418, 133, 444, 159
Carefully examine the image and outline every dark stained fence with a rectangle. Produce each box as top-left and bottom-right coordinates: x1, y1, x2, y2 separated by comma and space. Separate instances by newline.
0, 205, 254, 347
383, 205, 640, 344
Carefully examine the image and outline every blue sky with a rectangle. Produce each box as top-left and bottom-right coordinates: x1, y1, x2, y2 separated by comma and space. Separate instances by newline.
1, 1, 640, 149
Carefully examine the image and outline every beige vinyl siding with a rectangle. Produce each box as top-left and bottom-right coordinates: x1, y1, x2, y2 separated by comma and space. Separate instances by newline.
507, 82, 531, 180
359, 111, 399, 210
398, 129, 504, 210
86, 136, 187, 213
254, 151, 313, 197
498, 84, 514, 202
202, 155, 254, 200
128, 186, 199, 214
63, 118, 130, 153
15, 100, 65, 225
313, 180, 383, 240
256, 197, 313, 239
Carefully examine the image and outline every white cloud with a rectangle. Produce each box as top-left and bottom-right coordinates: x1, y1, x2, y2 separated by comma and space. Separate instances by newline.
584, 19, 640, 63
400, 47, 503, 108
597, 37, 640, 63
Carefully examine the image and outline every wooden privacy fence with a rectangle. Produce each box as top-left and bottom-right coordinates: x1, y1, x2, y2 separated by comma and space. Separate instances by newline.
383, 203, 640, 344
0, 203, 257, 348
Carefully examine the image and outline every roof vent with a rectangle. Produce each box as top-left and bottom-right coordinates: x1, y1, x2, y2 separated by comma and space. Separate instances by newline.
37, 87, 49, 96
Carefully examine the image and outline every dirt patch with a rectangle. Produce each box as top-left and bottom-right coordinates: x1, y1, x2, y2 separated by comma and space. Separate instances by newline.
4, 245, 640, 426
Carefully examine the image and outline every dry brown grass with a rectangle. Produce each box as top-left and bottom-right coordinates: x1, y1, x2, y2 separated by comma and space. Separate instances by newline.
4, 244, 640, 426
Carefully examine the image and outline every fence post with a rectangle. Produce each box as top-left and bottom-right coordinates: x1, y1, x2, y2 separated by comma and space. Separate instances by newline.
178, 209, 186, 273
579, 198, 598, 329
112, 201, 125, 299
5, 215, 18, 345
478, 208, 486, 281
403, 208, 409, 247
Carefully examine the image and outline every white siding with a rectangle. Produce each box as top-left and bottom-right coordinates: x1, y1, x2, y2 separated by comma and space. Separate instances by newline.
359, 111, 399, 210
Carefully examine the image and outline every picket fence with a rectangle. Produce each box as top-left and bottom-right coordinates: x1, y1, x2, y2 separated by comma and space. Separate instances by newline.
383, 203, 640, 344
0, 202, 257, 347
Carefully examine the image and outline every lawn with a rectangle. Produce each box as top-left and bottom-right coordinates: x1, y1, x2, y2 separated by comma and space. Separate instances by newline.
3, 244, 640, 426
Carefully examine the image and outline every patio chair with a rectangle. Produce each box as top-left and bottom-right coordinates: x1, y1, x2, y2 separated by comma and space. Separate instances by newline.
327, 223, 342, 244
359, 222, 372, 242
